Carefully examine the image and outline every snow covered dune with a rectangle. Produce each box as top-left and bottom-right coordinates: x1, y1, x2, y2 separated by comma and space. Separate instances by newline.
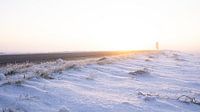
0, 51, 200, 112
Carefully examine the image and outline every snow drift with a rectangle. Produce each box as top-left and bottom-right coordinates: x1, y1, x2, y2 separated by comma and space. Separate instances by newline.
0, 51, 200, 112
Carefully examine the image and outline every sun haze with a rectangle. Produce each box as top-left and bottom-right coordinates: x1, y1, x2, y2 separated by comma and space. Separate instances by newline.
0, 0, 200, 53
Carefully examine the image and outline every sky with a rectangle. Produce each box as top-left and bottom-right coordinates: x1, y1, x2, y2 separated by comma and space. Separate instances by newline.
0, 0, 200, 53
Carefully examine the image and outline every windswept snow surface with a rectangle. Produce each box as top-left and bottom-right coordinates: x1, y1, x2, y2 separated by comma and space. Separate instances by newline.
0, 51, 200, 112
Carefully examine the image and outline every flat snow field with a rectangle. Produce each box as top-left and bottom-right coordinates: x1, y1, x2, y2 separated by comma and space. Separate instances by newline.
0, 51, 200, 112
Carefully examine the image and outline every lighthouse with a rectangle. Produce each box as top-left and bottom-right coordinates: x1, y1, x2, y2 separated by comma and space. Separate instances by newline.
156, 42, 159, 50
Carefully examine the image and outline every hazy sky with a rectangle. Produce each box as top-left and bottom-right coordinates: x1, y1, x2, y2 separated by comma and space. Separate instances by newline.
0, 0, 200, 53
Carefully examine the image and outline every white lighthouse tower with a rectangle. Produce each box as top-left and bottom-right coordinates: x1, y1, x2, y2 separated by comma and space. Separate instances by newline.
156, 42, 159, 50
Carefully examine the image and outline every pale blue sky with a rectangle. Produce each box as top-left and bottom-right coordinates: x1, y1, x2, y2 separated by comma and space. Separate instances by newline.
0, 0, 200, 53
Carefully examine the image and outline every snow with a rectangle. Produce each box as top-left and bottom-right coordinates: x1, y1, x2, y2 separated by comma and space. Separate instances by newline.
0, 50, 200, 112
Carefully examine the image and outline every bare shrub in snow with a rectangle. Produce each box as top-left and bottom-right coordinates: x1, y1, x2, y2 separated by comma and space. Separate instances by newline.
177, 95, 200, 105
145, 59, 151, 62
58, 107, 70, 112
129, 68, 150, 76
14, 80, 24, 85
1, 107, 26, 112
36, 70, 53, 79
4, 70, 17, 76
85, 74, 96, 80
137, 91, 200, 106
97, 57, 107, 61
97, 57, 112, 65
0, 73, 6, 80
148, 56, 155, 59
18, 94, 38, 101
4, 79, 25, 85
137, 92, 159, 102
138, 92, 159, 97
67, 64, 77, 69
